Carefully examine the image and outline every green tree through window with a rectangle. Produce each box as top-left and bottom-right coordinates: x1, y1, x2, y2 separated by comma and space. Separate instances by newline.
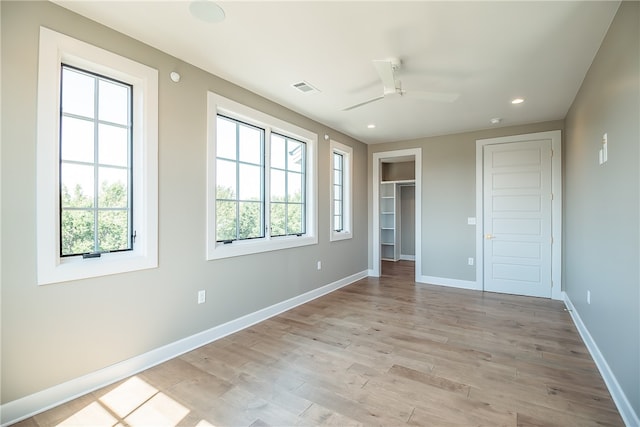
215, 116, 306, 242
59, 65, 133, 256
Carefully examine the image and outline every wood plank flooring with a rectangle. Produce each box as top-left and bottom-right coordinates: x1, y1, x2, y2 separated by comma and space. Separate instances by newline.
16, 261, 623, 426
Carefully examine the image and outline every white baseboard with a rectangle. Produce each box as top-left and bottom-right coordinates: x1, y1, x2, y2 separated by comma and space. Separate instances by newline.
367, 268, 376, 277
417, 275, 480, 291
399, 254, 415, 261
0, 270, 368, 426
563, 292, 639, 427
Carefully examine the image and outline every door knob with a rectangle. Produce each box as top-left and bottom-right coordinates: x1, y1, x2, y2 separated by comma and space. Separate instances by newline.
485, 234, 493, 240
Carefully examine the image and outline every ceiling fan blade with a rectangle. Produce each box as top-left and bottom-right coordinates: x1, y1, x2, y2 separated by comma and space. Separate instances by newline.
373, 60, 397, 92
342, 95, 385, 111
411, 91, 460, 103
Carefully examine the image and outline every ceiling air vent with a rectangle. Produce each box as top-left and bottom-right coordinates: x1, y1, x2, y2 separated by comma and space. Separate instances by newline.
292, 81, 320, 94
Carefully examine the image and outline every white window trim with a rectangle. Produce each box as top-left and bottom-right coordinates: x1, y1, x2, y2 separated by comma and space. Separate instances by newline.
36, 27, 158, 285
330, 140, 353, 241
206, 92, 318, 260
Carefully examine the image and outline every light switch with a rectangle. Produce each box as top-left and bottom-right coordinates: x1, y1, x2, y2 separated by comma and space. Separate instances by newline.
467, 217, 476, 225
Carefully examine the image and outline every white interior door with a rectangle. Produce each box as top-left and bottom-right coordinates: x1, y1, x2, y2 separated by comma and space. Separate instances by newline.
483, 139, 552, 298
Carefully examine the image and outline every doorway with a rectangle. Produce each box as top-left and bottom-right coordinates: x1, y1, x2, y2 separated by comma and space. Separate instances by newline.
372, 148, 422, 281
476, 130, 562, 300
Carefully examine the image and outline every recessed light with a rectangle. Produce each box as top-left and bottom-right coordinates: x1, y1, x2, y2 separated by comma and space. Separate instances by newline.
367, 124, 376, 129
511, 98, 524, 104
189, 0, 225, 23
490, 118, 502, 124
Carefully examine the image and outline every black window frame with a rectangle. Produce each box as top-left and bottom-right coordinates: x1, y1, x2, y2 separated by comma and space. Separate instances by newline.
59, 64, 134, 258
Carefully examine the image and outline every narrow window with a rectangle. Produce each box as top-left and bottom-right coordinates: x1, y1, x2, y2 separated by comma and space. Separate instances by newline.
333, 152, 344, 232
270, 134, 306, 236
215, 115, 265, 242
59, 65, 133, 257
330, 140, 353, 241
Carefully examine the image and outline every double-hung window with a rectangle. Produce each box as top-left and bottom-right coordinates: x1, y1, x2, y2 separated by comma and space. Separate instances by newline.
37, 28, 158, 285
207, 93, 317, 259
330, 140, 353, 241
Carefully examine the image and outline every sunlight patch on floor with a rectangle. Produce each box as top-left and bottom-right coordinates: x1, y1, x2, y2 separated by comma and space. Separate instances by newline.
56, 376, 210, 427
57, 401, 117, 426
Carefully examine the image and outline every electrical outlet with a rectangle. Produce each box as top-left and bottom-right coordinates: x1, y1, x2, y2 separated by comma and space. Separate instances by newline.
198, 290, 206, 304
468, 257, 474, 266
587, 290, 591, 305
317, 261, 322, 270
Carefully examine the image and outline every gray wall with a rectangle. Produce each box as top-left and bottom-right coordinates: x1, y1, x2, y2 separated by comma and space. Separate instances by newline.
564, 1, 639, 415
0, 1, 368, 404
368, 120, 564, 280
400, 185, 415, 257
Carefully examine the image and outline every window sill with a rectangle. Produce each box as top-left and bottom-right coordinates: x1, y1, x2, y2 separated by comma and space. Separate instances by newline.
207, 234, 317, 260
330, 231, 353, 242
37, 249, 158, 285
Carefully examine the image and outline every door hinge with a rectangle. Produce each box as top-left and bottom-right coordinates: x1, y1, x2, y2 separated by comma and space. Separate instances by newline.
551, 149, 554, 158
551, 193, 554, 201
551, 236, 554, 244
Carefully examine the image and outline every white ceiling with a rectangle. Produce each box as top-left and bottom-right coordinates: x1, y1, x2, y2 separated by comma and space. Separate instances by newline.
53, 1, 620, 144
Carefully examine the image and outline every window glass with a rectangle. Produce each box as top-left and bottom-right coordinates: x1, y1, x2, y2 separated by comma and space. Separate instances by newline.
98, 124, 129, 166
60, 117, 94, 163
333, 152, 344, 232
59, 65, 132, 256
215, 116, 265, 241
61, 68, 94, 117
330, 141, 352, 241
270, 134, 306, 236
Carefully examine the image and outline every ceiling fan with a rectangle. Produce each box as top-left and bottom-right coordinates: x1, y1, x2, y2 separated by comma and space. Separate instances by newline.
342, 58, 459, 111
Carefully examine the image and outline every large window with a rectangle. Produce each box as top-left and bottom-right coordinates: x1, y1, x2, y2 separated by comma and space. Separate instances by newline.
37, 27, 158, 285
60, 65, 133, 257
330, 140, 353, 241
207, 93, 317, 260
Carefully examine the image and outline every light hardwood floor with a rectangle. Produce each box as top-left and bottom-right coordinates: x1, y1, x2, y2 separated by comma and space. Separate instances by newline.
16, 261, 623, 426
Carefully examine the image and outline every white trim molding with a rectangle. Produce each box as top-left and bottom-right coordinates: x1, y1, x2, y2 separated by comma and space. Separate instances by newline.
563, 293, 640, 427
372, 148, 422, 281
0, 270, 368, 426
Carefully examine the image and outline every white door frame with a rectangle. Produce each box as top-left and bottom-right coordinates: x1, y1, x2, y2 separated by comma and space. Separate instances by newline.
475, 130, 563, 300
372, 148, 422, 281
